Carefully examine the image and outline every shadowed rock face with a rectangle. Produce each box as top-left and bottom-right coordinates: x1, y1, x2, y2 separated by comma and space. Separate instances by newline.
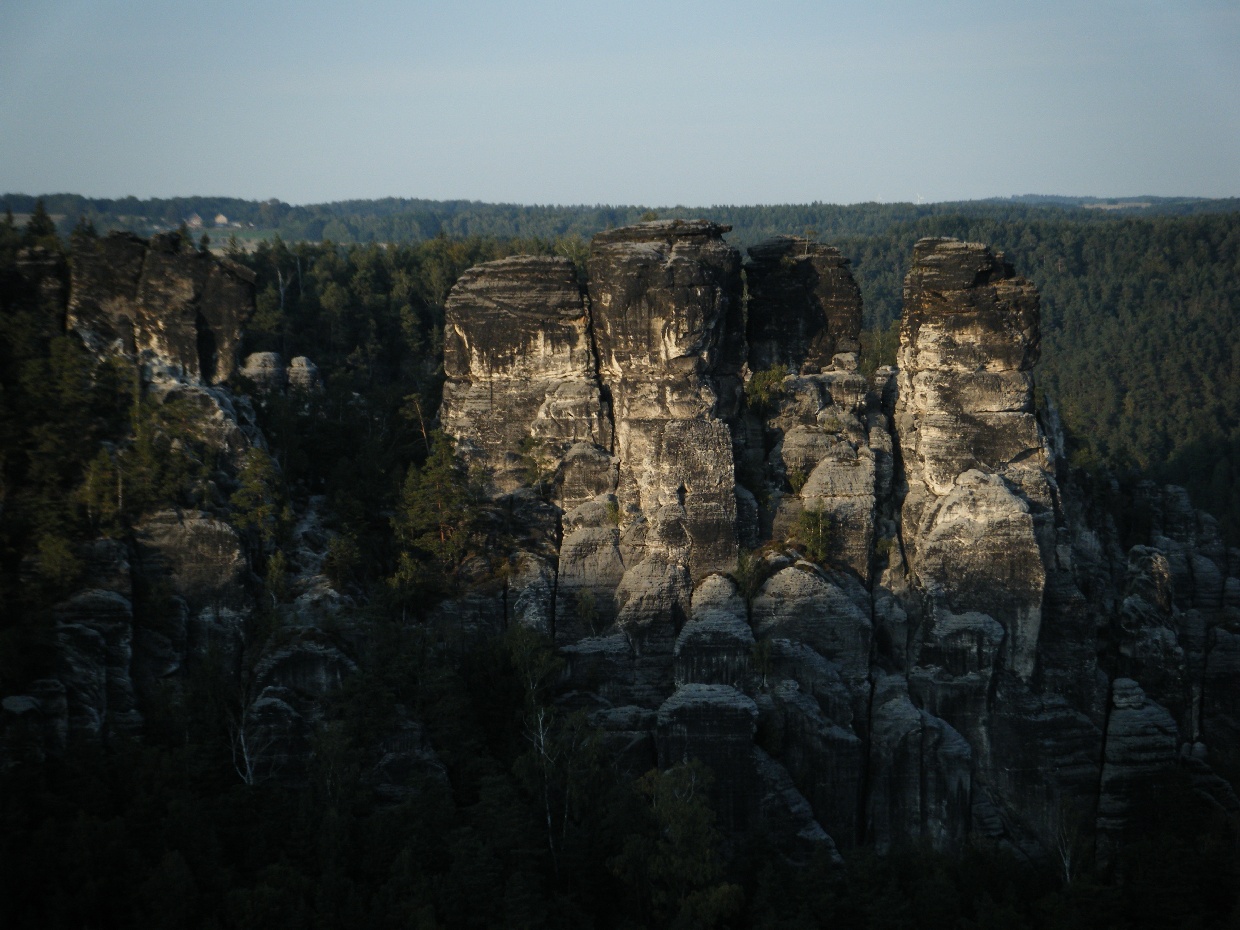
67, 231, 255, 384
746, 236, 862, 373
439, 255, 607, 492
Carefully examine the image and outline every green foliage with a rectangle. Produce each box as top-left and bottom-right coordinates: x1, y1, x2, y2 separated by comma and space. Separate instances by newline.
517, 435, 553, 494
745, 364, 788, 412
33, 533, 82, 590
389, 431, 477, 602
575, 588, 600, 636
21, 198, 61, 251
732, 549, 766, 615
322, 534, 361, 592
74, 448, 122, 536
119, 394, 217, 515
612, 762, 744, 928
858, 318, 899, 380
229, 449, 291, 546
788, 468, 808, 495
262, 549, 289, 606
794, 507, 833, 563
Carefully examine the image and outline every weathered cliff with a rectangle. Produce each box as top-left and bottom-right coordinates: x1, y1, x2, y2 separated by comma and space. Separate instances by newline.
430, 228, 1240, 861
440, 255, 607, 493
6, 223, 1238, 873
67, 230, 255, 384
746, 235, 862, 373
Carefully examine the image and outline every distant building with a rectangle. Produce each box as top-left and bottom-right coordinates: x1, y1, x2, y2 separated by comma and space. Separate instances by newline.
214, 213, 229, 226
186, 213, 204, 229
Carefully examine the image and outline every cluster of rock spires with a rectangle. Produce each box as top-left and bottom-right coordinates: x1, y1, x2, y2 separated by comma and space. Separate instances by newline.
4, 223, 1239, 866
437, 220, 1240, 860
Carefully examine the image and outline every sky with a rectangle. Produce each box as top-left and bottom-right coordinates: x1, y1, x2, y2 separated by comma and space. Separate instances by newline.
2, 0, 1238, 206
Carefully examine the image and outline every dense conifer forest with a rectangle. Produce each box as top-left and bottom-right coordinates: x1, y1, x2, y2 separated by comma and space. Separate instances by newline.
1, 200, 1238, 928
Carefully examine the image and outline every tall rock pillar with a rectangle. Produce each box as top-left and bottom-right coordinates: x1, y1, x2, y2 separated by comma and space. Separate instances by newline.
587, 220, 743, 587
896, 238, 1052, 684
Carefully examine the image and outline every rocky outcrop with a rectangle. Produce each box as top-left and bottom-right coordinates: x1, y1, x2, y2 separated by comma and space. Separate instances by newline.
587, 220, 743, 583
1096, 679, 1179, 840
656, 683, 758, 830
241, 352, 324, 394
440, 255, 607, 493
867, 675, 972, 853
746, 236, 862, 373
425, 228, 1240, 864
240, 351, 287, 391
68, 231, 255, 384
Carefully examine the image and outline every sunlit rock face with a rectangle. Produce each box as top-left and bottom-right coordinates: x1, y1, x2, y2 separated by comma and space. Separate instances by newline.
440, 254, 607, 493
895, 238, 1053, 684
67, 231, 254, 384
424, 227, 1240, 862
587, 220, 743, 584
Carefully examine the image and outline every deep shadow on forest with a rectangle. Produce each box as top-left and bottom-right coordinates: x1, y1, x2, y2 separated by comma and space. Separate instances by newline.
1, 201, 1238, 929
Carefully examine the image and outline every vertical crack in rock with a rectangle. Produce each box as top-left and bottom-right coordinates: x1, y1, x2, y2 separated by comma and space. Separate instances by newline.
587, 220, 743, 587
440, 254, 607, 492
426, 229, 1240, 861
67, 230, 255, 385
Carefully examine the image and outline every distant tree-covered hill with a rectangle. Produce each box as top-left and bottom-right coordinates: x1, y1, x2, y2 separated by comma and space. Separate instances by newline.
4, 191, 1238, 247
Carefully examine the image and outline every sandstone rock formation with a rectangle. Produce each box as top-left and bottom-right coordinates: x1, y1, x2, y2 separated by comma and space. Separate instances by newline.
440, 255, 606, 493
241, 352, 325, 394
68, 231, 255, 384
587, 220, 742, 584
746, 236, 862, 373
10, 223, 1238, 872
430, 227, 1240, 862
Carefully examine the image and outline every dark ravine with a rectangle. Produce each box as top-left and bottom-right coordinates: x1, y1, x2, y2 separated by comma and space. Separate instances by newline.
4, 223, 1239, 871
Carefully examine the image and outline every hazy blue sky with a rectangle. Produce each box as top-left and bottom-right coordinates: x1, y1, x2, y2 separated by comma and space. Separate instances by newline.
2, 0, 1238, 205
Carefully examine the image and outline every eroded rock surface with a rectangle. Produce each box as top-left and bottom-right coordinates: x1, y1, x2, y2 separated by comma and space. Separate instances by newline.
425, 228, 1240, 861
68, 231, 255, 384
588, 220, 742, 583
746, 236, 862, 373
440, 255, 607, 493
